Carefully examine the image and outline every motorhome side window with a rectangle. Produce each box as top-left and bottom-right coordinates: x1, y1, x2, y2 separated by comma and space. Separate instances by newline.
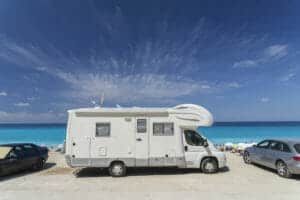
153, 123, 174, 136
184, 130, 205, 146
137, 119, 147, 133
95, 123, 110, 137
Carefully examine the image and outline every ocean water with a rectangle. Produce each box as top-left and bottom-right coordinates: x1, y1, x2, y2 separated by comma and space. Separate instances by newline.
0, 122, 300, 147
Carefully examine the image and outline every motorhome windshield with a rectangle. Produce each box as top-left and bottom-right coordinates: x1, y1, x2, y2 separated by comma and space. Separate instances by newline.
0, 146, 12, 159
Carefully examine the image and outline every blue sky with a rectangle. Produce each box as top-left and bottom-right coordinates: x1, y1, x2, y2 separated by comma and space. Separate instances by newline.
0, 0, 300, 122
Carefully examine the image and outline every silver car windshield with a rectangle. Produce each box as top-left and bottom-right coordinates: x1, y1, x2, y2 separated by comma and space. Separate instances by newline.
294, 144, 300, 154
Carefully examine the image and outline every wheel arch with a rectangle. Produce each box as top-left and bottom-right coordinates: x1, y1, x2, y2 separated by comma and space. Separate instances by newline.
200, 156, 219, 168
275, 159, 285, 167
109, 160, 126, 167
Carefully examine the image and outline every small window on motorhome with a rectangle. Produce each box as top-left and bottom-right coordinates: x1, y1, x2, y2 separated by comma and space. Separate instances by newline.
137, 119, 147, 133
153, 123, 174, 136
96, 123, 110, 137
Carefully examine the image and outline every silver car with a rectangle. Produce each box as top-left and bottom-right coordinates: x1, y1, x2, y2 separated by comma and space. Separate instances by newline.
243, 139, 300, 178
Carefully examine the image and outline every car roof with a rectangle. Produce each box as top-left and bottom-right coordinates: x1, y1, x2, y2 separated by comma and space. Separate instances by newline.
266, 139, 300, 146
0, 143, 36, 147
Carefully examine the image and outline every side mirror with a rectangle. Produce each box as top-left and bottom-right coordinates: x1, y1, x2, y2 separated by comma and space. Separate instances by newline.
203, 139, 209, 147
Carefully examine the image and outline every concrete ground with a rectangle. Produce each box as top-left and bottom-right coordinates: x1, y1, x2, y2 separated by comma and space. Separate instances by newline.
0, 152, 299, 200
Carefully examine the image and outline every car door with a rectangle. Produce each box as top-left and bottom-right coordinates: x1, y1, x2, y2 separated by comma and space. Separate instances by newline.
265, 141, 280, 168
268, 142, 293, 169
21, 145, 37, 169
253, 140, 270, 166
5, 148, 23, 174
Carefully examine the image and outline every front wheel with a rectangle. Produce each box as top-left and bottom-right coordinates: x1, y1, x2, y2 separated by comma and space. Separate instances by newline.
200, 158, 218, 173
243, 151, 252, 164
276, 161, 292, 178
109, 162, 127, 177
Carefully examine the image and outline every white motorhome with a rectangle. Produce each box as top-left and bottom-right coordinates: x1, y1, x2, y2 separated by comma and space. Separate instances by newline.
65, 104, 226, 177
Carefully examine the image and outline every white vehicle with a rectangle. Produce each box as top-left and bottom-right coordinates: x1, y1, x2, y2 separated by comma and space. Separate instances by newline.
65, 104, 226, 177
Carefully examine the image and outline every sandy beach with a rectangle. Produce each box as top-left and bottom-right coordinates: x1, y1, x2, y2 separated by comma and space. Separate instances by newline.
0, 152, 299, 200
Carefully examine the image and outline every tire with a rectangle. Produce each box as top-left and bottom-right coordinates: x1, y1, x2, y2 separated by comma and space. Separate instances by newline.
32, 158, 45, 171
243, 151, 252, 164
109, 162, 127, 177
276, 161, 292, 178
200, 158, 218, 173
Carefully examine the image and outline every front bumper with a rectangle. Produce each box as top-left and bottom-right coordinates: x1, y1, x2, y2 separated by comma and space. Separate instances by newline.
216, 152, 227, 168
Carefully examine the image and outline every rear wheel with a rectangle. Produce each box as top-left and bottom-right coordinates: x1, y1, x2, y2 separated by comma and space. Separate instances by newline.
32, 158, 45, 171
200, 158, 218, 173
243, 151, 252, 164
276, 161, 292, 178
109, 162, 127, 177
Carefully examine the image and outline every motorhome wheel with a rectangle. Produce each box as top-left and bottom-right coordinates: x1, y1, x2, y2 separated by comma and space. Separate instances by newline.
200, 158, 218, 173
109, 162, 127, 177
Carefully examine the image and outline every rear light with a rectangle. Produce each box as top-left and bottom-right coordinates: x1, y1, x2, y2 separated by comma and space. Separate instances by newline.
293, 156, 300, 161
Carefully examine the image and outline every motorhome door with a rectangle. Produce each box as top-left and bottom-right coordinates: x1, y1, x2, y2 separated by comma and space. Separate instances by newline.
135, 118, 149, 166
183, 129, 207, 168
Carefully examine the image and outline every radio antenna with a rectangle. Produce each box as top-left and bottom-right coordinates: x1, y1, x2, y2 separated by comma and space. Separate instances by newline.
100, 92, 105, 107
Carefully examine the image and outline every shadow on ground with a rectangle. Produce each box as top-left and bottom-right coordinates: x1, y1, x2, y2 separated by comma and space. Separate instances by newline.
75, 166, 230, 178
0, 162, 56, 182
252, 163, 300, 180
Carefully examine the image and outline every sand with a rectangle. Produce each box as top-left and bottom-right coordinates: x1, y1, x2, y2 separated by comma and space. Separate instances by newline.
0, 152, 299, 200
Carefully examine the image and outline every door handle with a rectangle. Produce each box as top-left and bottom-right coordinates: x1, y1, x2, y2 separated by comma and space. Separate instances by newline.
136, 138, 142, 141
184, 146, 188, 151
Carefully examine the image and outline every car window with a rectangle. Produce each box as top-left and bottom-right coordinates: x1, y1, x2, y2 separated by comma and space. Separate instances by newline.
269, 142, 291, 152
22, 145, 38, 157
294, 144, 300, 154
257, 140, 270, 148
269, 141, 291, 152
270, 141, 281, 151
184, 130, 205, 146
282, 143, 291, 153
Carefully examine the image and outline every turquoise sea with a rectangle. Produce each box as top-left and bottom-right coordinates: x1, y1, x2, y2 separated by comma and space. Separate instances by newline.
0, 122, 300, 147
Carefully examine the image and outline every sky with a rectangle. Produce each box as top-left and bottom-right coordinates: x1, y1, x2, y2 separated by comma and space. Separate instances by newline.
0, 0, 300, 123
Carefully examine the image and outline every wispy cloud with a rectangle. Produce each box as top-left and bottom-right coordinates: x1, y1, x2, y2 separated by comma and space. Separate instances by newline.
0, 91, 7, 96
260, 97, 270, 103
14, 102, 30, 107
233, 44, 288, 68
0, 16, 245, 105
279, 73, 296, 82
36, 67, 213, 103
263, 45, 288, 60
227, 82, 242, 88
233, 60, 257, 68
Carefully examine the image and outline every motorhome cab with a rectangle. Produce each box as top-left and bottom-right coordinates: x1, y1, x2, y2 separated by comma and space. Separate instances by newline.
65, 104, 226, 177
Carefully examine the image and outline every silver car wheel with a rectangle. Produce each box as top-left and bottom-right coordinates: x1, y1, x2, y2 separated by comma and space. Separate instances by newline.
243, 151, 251, 164
276, 161, 291, 178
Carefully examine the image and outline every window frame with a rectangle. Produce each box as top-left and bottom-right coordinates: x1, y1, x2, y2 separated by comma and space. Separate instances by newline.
153, 122, 174, 136
137, 119, 147, 133
95, 123, 111, 137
